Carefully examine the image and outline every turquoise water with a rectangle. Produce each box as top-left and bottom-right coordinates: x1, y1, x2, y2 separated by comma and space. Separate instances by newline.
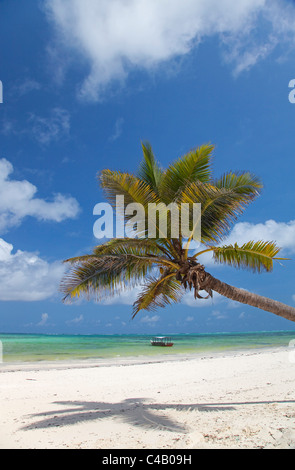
1, 331, 295, 363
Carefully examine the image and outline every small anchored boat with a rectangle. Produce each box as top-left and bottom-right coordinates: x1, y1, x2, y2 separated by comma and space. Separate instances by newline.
150, 336, 174, 347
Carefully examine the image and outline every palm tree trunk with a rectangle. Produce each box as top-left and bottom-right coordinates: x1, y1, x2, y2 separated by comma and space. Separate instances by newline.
206, 273, 295, 323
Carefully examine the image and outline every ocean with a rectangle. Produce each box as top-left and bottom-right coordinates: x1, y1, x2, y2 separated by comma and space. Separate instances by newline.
1, 330, 295, 363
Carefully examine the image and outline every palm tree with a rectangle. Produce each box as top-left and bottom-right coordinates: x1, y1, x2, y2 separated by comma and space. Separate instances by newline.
61, 142, 295, 323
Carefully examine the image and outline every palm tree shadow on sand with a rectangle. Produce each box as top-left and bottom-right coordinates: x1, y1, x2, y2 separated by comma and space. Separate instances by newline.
21, 398, 235, 432
21, 398, 295, 433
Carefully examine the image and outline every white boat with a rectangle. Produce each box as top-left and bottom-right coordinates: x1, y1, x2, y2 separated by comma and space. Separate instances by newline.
150, 336, 173, 347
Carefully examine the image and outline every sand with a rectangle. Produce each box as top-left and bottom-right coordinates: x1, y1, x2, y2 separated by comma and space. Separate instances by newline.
0, 347, 295, 449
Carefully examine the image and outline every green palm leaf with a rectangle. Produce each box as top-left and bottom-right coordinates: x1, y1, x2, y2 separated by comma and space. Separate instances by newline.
92, 238, 171, 258
61, 238, 180, 302
211, 240, 288, 273
159, 144, 214, 203
60, 140, 294, 322
61, 253, 154, 302
138, 141, 163, 193
99, 169, 159, 209
132, 274, 182, 318
215, 171, 262, 194
179, 173, 263, 246
179, 181, 245, 244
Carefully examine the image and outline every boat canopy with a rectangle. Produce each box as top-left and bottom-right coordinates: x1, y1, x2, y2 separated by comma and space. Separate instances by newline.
150, 336, 173, 346
152, 336, 171, 340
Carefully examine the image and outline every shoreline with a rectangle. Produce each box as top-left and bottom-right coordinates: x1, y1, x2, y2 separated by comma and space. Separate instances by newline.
0, 344, 290, 373
1, 330, 294, 368
1, 346, 295, 449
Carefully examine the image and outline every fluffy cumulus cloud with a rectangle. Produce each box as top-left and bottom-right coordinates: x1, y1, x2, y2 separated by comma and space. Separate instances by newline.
0, 158, 80, 233
0, 238, 65, 301
195, 219, 295, 269
44, 0, 295, 100
37, 313, 49, 326
224, 220, 295, 254
0, 159, 80, 301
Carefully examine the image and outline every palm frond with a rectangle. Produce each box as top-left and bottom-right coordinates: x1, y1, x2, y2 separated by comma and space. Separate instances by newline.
99, 169, 167, 240
60, 140, 290, 320
211, 240, 288, 273
61, 236, 182, 302
91, 238, 179, 269
132, 274, 182, 318
61, 253, 155, 302
99, 169, 159, 209
138, 141, 163, 192
92, 238, 172, 258
215, 171, 262, 202
179, 181, 245, 244
158, 144, 214, 203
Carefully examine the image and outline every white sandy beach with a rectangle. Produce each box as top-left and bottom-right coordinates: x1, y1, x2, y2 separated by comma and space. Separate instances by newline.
0, 348, 295, 449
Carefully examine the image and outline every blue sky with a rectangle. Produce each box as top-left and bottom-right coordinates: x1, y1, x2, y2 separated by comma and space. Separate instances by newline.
1, 0, 295, 335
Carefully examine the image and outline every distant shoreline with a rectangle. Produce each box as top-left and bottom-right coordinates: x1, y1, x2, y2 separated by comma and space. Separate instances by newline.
1, 330, 294, 365
1, 328, 295, 336
0, 344, 291, 373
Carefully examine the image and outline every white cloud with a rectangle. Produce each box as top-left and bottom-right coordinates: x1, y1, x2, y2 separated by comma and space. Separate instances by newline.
102, 285, 142, 305
0, 158, 80, 233
0, 238, 65, 301
28, 107, 70, 145
211, 309, 228, 320
38, 313, 49, 326
1, 107, 70, 145
44, 0, 295, 100
194, 219, 295, 269
185, 316, 194, 322
1, 120, 14, 136
140, 314, 160, 323
182, 289, 224, 307
67, 314, 84, 324
13, 78, 41, 97
109, 117, 124, 142
224, 220, 295, 254
224, 38, 277, 76
218, 0, 295, 75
